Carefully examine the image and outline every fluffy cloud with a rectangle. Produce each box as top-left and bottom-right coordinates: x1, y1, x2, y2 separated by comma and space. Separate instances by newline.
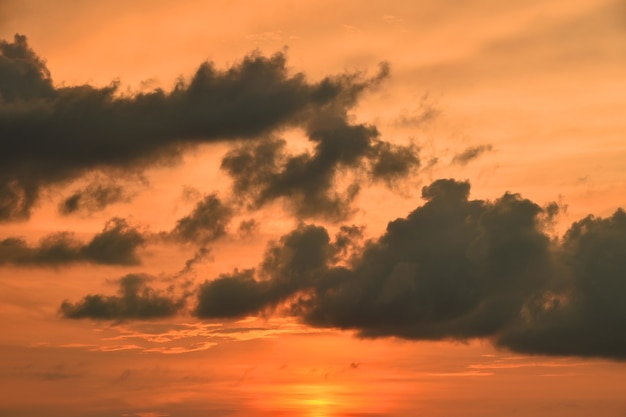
0, 34, 412, 222
169, 194, 233, 245
498, 209, 626, 359
0, 217, 145, 266
189, 179, 626, 359
60, 274, 185, 320
298, 179, 555, 341
58, 177, 134, 215
196, 223, 334, 318
220, 114, 421, 221
60, 179, 626, 359
0, 192, 237, 267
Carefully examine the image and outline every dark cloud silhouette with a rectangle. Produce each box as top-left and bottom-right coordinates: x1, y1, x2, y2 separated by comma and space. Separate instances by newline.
452, 144, 493, 165
195, 224, 333, 318
220, 123, 420, 221
58, 178, 626, 360
0, 217, 145, 266
0, 34, 54, 102
1, 192, 233, 268
0, 34, 394, 222
60, 274, 185, 320
298, 180, 554, 342
333, 224, 365, 262
237, 219, 259, 238
195, 269, 268, 318
369, 141, 420, 186
59, 178, 131, 215
177, 246, 212, 276
170, 194, 233, 245
498, 208, 626, 359
191, 179, 626, 360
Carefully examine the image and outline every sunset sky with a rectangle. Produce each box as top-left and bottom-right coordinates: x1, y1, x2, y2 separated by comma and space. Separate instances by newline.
1, 1, 626, 416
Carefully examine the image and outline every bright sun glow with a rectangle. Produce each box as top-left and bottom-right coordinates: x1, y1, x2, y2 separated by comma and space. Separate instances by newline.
298, 385, 335, 417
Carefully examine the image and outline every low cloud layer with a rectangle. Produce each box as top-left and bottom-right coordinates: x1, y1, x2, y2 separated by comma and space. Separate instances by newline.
0, 34, 415, 222
0, 192, 235, 267
0, 217, 144, 266
60, 274, 185, 320
62, 179, 626, 360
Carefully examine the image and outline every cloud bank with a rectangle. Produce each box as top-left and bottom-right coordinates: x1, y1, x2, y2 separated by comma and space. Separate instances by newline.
0, 34, 417, 222
6, 33, 623, 361
61, 179, 626, 360
0, 217, 144, 266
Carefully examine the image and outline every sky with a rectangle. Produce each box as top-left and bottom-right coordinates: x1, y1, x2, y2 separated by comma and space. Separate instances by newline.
1, 0, 626, 416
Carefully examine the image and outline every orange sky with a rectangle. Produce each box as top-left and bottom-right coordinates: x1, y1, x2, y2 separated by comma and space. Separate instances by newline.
1, 1, 626, 416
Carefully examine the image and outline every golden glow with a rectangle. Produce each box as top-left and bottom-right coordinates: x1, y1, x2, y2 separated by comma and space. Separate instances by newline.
291, 384, 336, 417
1, 1, 626, 416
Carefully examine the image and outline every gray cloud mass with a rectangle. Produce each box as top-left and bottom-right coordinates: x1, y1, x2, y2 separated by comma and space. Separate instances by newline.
6, 33, 623, 360
60, 274, 185, 320
169, 193, 234, 245
0, 217, 145, 266
63, 180, 626, 360
0, 34, 415, 222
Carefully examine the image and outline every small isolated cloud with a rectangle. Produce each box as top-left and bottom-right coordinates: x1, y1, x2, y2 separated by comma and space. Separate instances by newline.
59, 175, 138, 216
452, 144, 494, 165
393, 95, 441, 128
169, 194, 233, 245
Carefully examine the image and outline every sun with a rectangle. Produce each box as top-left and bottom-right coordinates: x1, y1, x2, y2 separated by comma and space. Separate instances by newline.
301, 391, 336, 417
298, 385, 336, 417
260, 383, 341, 417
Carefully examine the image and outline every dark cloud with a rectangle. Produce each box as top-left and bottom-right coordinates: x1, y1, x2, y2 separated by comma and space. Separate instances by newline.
333, 224, 365, 262
195, 224, 334, 318
170, 194, 233, 245
0, 217, 145, 266
0, 34, 394, 222
58, 177, 132, 215
369, 141, 420, 186
195, 269, 268, 318
0, 34, 54, 102
58, 178, 626, 359
191, 179, 626, 360
1, 193, 234, 268
60, 223, 334, 320
176, 247, 212, 277
220, 120, 420, 221
60, 274, 185, 320
498, 209, 626, 359
237, 219, 259, 238
452, 144, 493, 165
297, 179, 554, 342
